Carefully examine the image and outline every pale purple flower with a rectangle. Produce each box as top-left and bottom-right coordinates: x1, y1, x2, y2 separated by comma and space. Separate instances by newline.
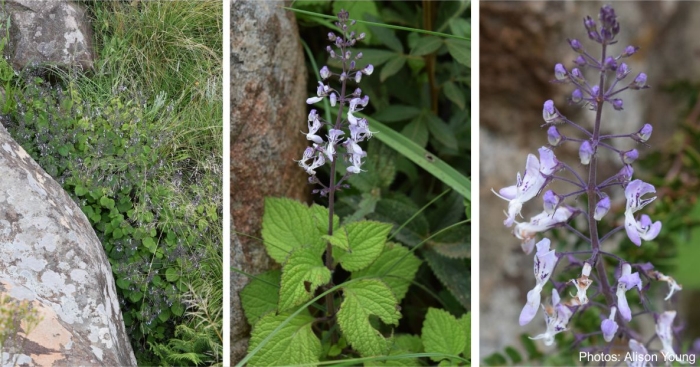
617, 63, 630, 80
520, 238, 557, 326
636, 124, 653, 142
579, 140, 593, 165
554, 63, 568, 81
320, 66, 330, 79
594, 194, 611, 221
543, 190, 559, 215
538, 146, 560, 176
529, 288, 572, 346
571, 89, 583, 103
601, 306, 618, 342
347, 96, 369, 126
616, 263, 642, 322
624, 179, 662, 246
656, 311, 677, 361
354, 71, 362, 83
622, 149, 638, 164
330, 93, 337, 106
630, 73, 648, 89
627, 339, 651, 367
362, 64, 374, 75
547, 126, 562, 146
493, 154, 546, 228
543, 100, 565, 124
513, 206, 577, 254
303, 110, 324, 144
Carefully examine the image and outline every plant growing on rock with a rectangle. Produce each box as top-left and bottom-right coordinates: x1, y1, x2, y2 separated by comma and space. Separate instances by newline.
490, 5, 692, 365
237, 9, 470, 366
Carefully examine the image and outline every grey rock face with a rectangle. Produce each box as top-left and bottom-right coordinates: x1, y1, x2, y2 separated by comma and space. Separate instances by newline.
231, 0, 309, 364
0, 124, 135, 366
3, 0, 94, 71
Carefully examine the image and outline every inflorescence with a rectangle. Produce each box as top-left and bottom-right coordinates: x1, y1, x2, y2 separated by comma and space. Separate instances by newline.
493, 5, 685, 364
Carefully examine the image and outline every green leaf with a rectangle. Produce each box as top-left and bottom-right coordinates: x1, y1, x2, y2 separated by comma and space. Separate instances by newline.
411, 36, 443, 56
343, 192, 380, 224
337, 279, 401, 357
310, 204, 339, 236
165, 267, 180, 282
505, 346, 522, 364
347, 48, 397, 68
428, 225, 471, 259
426, 114, 459, 151
370, 196, 430, 247
372, 105, 422, 123
142, 237, 157, 254
380, 56, 406, 82
445, 38, 470, 67
330, 221, 392, 271
347, 139, 397, 191
99, 196, 115, 209
367, 15, 403, 53
240, 270, 281, 325
421, 308, 466, 363
352, 242, 421, 302
171, 302, 185, 317
248, 311, 320, 366
459, 312, 471, 359
262, 198, 324, 264
449, 18, 470, 39
278, 248, 331, 312
424, 249, 470, 309
443, 81, 466, 110
401, 116, 429, 148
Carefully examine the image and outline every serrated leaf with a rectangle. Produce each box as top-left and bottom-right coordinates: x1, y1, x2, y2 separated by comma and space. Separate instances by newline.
165, 267, 180, 282
446, 38, 470, 67
394, 334, 423, 353
248, 311, 321, 366
443, 81, 466, 110
279, 247, 331, 312
426, 114, 459, 151
411, 36, 443, 56
262, 198, 324, 264
337, 279, 401, 357
352, 242, 421, 302
240, 270, 281, 325
421, 308, 466, 363
428, 225, 471, 259
380, 56, 406, 82
401, 115, 429, 148
373, 105, 422, 123
459, 312, 471, 359
310, 204, 339, 236
424, 248, 470, 308
330, 221, 392, 271
370, 196, 430, 247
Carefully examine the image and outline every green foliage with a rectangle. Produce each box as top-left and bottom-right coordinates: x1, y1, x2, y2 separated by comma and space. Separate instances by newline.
3, 1, 222, 364
248, 311, 322, 366
421, 308, 469, 365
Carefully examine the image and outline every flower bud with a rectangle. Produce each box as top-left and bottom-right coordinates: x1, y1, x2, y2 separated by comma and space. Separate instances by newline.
320, 66, 330, 80
618, 165, 634, 182
547, 126, 562, 146
630, 73, 648, 89
355, 52, 363, 59
601, 307, 619, 342
579, 141, 593, 165
340, 72, 347, 81
355, 71, 362, 83
543, 100, 564, 124
357, 32, 366, 41
622, 149, 638, 164
604, 56, 617, 71
570, 68, 585, 84
594, 194, 610, 221
345, 51, 352, 60
574, 55, 586, 67
584, 16, 596, 32
622, 45, 639, 57
554, 63, 568, 81
329, 49, 336, 58
617, 63, 630, 80
543, 190, 559, 214
362, 64, 374, 75
636, 124, 653, 142
612, 99, 623, 111
330, 93, 337, 107
328, 32, 336, 41
568, 38, 583, 53
571, 89, 583, 104
350, 61, 356, 70
591, 85, 600, 97
353, 88, 362, 97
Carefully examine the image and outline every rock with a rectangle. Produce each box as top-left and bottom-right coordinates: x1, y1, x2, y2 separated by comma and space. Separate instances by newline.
0, 124, 135, 366
231, 0, 310, 364
3, 0, 94, 71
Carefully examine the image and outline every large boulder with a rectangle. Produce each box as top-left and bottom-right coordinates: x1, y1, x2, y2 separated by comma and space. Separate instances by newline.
3, 0, 94, 71
231, 0, 310, 364
0, 124, 135, 366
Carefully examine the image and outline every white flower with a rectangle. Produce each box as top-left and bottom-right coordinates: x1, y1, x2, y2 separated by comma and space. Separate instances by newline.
529, 288, 572, 346
493, 154, 546, 228
656, 311, 678, 362
568, 262, 593, 306
627, 339, 651, 367
302, 109, 324, 144
513, 206, 577, 254
519, 238, 558, 326
624, 179, 662, 246
616, 263, 642, 322
601, 306, 618, 342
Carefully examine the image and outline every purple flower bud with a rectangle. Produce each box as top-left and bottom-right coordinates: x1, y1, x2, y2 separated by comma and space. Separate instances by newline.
570, 68, 585, 84
571, 89, 583, 104
588, 30, 601, 43
622, 45, 639, 57
604, 56, 617, 71
329, 49, 336, 58
345, 51, 351, 60
622, 149, 638, 164
574, 55, 587, 67
357, 32, 366, 41
584, 16, 596, 32
568, 38, 583, 53
355, 72, 362, 83
356, 52, 363, 59
362, 64, 374, 75
618, 165, 634, 182
591, 85, 600, 97
320, 66, 330, 80
543, 100, 564, 124
350, 20, 356, 26
636, 124, 653, 142
340, 72, 347, 81
554, 63, 568, 81
612, 98, 623, 111
616, 63, 630, 80
579, 140, 594, 165
353, 88, 362, 97
335, 38, 343, 47
543, 190, 559, 214
330, 93, 337, 107
594, 194, 610, 221
328, 32, 336, 41
601, 307, 619, 342
350, 61, 356, 70
630, 73, 648, 89
547, 126, 562, 146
